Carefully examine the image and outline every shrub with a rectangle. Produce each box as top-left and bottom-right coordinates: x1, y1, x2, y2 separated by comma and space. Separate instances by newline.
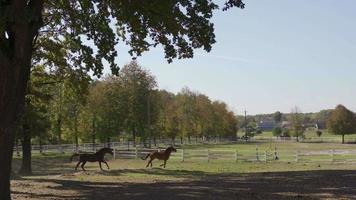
282, 128, 290, 137
272, 127, 282, 136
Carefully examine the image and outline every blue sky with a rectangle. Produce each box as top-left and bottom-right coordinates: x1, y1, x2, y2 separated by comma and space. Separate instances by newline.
104, 0, 356, 115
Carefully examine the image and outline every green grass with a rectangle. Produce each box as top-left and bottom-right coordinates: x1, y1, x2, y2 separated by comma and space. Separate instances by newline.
251, 130, 356, 143
12, 141, 356, 180
12, 141, 356, 200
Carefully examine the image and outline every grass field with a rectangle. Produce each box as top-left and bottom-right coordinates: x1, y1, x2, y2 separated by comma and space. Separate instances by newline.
11, 141, 356, 200
247, 130, 356, 143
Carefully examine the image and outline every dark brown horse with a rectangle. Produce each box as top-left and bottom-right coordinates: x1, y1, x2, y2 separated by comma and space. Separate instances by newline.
142, 146, 177, 168
70, 147, 114, 171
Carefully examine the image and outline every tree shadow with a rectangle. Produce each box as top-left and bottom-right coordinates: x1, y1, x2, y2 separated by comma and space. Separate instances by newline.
12, 169, 356, 200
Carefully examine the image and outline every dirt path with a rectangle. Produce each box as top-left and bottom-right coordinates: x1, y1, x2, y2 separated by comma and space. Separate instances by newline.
11, 170, 356, 200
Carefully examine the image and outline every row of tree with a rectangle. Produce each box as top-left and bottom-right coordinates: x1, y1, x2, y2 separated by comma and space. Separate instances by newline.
250, 110, 333, 127
18, 61, 239, 174
270, 105, 356, 144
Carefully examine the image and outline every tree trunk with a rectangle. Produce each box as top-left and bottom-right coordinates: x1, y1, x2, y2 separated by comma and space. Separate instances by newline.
74, 116, 79, 152
342, 134, 345, 144
0, 127, 16, 200
107, 137, 111, 148
19, 124, 32, 175
0, 49, 29, 199
15, 139, 20, 157
39, 136, 43, 154
92, 134, 96, 151
75, 135, 79, 152
0, 1, 43, 198
153, 137, 157, 146
133, 129, 136, 147
180, 136, 183, 144
57, 116, 62, 146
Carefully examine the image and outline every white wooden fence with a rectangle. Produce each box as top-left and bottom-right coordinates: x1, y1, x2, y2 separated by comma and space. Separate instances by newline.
112, 147, 356, 164
13, 141, 356, 164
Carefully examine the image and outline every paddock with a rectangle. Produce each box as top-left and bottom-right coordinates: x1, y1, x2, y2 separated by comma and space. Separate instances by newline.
11, 141, 356, 200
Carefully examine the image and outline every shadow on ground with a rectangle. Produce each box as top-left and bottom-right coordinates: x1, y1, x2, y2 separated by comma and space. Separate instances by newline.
12, 169, 356, 200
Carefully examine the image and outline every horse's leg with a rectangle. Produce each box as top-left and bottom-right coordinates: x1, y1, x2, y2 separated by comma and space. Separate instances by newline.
81, 161, 87, 171
99, 161, 104, 170
146, 158, 153, 168
75, 161, 81, 170
102, 161, 110, 169
160, 159, 166, 167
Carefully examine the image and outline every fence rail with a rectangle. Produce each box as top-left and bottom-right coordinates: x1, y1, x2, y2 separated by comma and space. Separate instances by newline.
13, 136, 356, 164
13, 142, 356, 164
112, 148, 356, 164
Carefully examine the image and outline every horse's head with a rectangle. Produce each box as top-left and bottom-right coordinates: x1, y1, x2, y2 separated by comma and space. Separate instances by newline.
167, 146, 177, 153
98, 147, 114, 156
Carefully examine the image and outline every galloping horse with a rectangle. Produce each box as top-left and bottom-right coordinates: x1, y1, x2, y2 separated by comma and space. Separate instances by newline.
70, 147, 114, 171
142, 146, 177, 168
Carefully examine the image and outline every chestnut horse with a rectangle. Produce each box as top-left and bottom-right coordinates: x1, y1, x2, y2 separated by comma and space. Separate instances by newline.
142, 146, 177, 168
70, 147, 113, 171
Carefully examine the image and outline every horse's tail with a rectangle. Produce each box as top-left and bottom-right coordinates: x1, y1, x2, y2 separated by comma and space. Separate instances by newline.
141, 153, 150, 160
70, 153, 80, 162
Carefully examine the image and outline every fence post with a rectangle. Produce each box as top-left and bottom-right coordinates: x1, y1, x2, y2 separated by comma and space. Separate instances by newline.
113, 143, 116, 160
295, 150, 299, 162
207, 149, 210, 163
59, 145, 63, 154
274, 145, 279, 160
135, 147, 138, 159
331, 149, 334, 163
235, 149, 238, 163
182, 148, 185, 162
264, 151, 267, 163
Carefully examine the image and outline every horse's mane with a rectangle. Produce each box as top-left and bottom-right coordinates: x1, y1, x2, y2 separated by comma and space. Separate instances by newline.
164, 147, 175, 153
96, 147, 111, 155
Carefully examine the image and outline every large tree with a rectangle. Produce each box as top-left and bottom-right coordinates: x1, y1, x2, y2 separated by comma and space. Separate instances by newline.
120, 61, 157, 146
273, 111, 282, 124
0, 1, 244, 198
289, 106, 305, 142
19, 65, 52, 175
327, 105, 356, 144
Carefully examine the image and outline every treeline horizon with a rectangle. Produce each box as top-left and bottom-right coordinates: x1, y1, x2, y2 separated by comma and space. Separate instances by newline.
239, 109, 334, 125
23, 61, 238, 148
23, 59, 348, 148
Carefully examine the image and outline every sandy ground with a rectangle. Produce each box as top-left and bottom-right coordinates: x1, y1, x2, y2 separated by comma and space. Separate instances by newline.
11, 169, 356, 200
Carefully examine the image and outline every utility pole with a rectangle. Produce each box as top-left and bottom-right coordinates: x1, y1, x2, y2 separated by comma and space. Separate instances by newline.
244, 109, 247, 139
147, 91, 151, 148
92, 113, 96, 151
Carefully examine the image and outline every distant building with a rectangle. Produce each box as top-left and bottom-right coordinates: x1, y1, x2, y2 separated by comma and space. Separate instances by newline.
257, 121, 276, 131
281, 121, 291, 128
315, 122, 326, 130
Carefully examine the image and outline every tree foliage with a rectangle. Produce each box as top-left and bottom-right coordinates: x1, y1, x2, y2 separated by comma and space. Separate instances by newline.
55, 62, 240, 145
272, 127, 282, 137
327, 105, 356, 144
273, 111, 282, 123
289, 106, 305, 142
